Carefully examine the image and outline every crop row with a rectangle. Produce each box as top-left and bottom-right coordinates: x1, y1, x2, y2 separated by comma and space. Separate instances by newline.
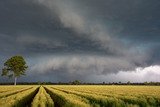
49, 87, 139, 107
0, 86, 26, 93
49, 86, 160, 107
32, 86, 54, 107
52, 85, 160, 98
0, 86, 38, 106
44, 86, 91, 107
0, 86, 54, 107
0, 86, 33, 98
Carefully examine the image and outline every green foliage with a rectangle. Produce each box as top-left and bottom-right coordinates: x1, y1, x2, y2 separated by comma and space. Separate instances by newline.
72, 80, 81, 85
1, 55, 28, 78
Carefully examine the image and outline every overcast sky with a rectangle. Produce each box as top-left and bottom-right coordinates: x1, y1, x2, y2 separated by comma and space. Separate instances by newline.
0, 0, 160, 83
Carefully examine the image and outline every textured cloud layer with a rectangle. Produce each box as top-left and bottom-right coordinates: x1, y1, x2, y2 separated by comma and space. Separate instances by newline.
29, 54, 148, 76
36, 0, 125, 54
0, 0, 160, 82
29, 0, 150, 75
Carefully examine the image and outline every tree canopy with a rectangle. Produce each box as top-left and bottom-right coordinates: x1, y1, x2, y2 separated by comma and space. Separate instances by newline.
1, 55, 28, 85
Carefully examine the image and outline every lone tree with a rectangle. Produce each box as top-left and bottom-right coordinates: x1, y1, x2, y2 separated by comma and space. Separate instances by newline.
1, 55, 28, 85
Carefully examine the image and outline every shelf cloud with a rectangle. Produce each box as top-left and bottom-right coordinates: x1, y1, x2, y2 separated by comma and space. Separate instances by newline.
0, 0, 160, 82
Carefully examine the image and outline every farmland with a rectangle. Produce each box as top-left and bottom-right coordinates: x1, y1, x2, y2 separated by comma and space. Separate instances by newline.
0, 85, 159, 107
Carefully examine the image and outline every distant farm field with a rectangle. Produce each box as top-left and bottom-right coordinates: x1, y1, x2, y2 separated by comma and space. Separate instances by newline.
0, 85, 159, 107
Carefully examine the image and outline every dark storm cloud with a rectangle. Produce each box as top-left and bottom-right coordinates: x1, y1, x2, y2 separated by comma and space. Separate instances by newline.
0, 0, 160, 82
0, 0, 108, 55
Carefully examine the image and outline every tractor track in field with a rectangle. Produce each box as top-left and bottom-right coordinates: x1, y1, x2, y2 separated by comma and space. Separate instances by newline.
0, 89, 14, 93
50, 87, 134, 107
50, 87, 160, 107
25, 87, 40, 107
0, 88, 27, 93
25, 86, 56, 107
0, 86, 40, 107
50, 87, 97, 106
0, 87, 33, 98
45, 86, 94, 107
44, 87, 60, 107
0, 86, 159, 107
50, 87, 137, 106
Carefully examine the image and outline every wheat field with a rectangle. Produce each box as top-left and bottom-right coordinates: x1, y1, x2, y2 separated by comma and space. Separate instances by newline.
0, 85, 159, 107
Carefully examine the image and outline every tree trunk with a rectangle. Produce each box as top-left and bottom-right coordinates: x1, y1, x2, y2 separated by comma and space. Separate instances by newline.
14, 77, 17, 85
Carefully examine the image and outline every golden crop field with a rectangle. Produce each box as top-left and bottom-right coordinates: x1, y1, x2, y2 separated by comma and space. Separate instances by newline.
0, 85, 159, 107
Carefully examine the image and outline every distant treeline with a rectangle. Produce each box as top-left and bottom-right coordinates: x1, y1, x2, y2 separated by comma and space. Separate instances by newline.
0, 80, 160, 86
